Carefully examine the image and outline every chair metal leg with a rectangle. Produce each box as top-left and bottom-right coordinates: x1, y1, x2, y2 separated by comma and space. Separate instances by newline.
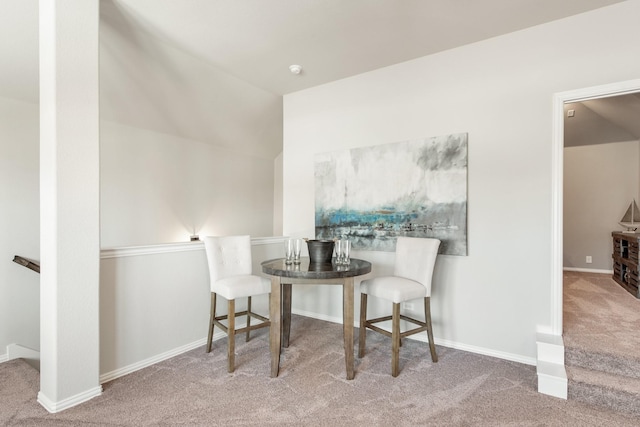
358, 293, 367, 358
424, 297, 438, 362
227, 299, 235, 373
392, 302, 401, 377
246, 296, 252, 342
206, 293, 216, 353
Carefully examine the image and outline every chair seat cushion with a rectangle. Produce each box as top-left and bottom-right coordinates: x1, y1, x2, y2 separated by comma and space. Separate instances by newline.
360, 276, 426, 303
212, 275, 271, 300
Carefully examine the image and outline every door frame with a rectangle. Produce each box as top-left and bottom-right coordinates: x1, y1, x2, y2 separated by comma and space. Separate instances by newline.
551, 78, 640, 335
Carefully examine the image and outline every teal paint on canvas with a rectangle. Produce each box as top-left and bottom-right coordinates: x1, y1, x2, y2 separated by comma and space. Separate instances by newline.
314, 133, 467, 255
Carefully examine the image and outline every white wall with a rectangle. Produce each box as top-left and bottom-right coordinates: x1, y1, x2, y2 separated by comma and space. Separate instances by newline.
98, 1, 283, 248
273, 152, 284, 236
1, 2, 282, 372
282, 1, 640, 363
0, 0, 40, 362
99, 238, 280, 381
0, 96, 40, 360
100, 121, 275, 248
39, 1, 102, 408
99, 2, 283, 161
0, 108, 279, 362
564, 140, 640, 271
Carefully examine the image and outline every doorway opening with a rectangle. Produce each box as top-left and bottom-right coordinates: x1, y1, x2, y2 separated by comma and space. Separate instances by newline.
551, 78, 640, 335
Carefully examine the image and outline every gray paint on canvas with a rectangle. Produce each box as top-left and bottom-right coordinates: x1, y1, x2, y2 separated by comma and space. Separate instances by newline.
314, 133, 468, 255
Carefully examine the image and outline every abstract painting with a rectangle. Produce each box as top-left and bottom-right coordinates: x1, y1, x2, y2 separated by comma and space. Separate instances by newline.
314, 133, 467, 255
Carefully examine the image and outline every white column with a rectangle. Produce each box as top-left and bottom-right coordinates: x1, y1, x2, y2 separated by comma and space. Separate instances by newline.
39, 0, 101, 412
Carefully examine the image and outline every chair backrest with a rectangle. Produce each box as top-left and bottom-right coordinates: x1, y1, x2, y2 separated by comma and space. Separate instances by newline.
203, 235, 253, 289
393, 237, 440, 295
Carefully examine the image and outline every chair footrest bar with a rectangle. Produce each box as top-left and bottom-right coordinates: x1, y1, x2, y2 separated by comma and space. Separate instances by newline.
365, 323, 393, 338
364, 320, 428, 339
215, 310, 249, 322
213, 317, 270, 336
399, 314, 426, 327
366, 315, 393, 324
212, 319, 229, 333
214, 310, 268, 324
235, 321, 270, 335
400, 326, 428, 338
249, 312, 269, 323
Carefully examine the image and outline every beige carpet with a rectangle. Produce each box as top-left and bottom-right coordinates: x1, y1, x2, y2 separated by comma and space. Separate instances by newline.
2, 314, 640, 426
563, 271, 640, 370
563, 271, 640, 415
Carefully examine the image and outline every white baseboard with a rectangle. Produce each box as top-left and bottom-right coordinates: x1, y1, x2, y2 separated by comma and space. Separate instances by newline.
536, 333, 564, 364
98, 311, 539, 394
433, 336, 536, 366
7, 343, 40, 361
4, 344, 99, 413
100, 337, 208, 384
537, 361, 568, 399
563, 267, 613, 274
292, 309, 537, 366
38, 386, 103, 414
292, 308, 345, 326
536, 333, 567, 399
100, 320, 258, 384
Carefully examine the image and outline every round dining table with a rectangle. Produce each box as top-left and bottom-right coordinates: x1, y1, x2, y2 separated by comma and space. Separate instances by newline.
261, 257, 371, 380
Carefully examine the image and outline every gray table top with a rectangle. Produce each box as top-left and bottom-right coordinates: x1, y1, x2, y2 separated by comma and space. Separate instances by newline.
261, 257, 371, 280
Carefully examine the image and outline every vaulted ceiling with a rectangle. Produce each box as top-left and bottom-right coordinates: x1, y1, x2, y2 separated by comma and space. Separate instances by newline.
565, 93, 640, 147
3, 0, 627, 102
1, 0, 635, 154
98, 0, 627, 96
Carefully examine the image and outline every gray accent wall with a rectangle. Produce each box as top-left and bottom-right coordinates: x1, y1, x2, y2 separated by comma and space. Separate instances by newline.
564, 140, 640, 271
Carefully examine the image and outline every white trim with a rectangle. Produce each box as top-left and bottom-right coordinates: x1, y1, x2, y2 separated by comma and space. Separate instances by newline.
0, 352, 8, 363
100, 338, 208, 384
7, 343, 40, 361
292, 308, 345, 326
433, 336, 536, 366
293, 309, 536, 366
537, 361, 568, 399
99, 319, 263, 383
37, 386, 103, 414
100, 236, 285, 259
551, 92, 565, 336
563, 267, 613, 274
548, 79, 640, 400
536, 333, 564, 365
551, 79, 640, 337
100, 241, 203, 259
97, 307, 535, 388
536, 333, 567, 399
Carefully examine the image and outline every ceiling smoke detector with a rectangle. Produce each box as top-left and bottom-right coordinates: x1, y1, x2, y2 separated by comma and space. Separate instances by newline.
289, 64, 303, 75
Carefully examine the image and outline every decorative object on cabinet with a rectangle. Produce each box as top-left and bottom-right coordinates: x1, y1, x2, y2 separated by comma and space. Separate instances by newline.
618, 199, 640, 233
611, 231, 640, 298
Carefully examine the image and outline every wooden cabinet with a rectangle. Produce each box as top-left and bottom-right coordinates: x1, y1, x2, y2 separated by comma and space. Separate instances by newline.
612, 231, 640, 298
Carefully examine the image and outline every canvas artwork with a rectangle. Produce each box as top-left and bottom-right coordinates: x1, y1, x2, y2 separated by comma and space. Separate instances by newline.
314, 133, 468, 255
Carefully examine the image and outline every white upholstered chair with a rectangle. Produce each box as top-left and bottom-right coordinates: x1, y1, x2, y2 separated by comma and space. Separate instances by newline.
358, 237, 440, 377
203, 235, 271, 372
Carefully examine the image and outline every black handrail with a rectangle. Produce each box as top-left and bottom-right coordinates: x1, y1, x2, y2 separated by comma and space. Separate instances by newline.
13, 255, 40, 274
